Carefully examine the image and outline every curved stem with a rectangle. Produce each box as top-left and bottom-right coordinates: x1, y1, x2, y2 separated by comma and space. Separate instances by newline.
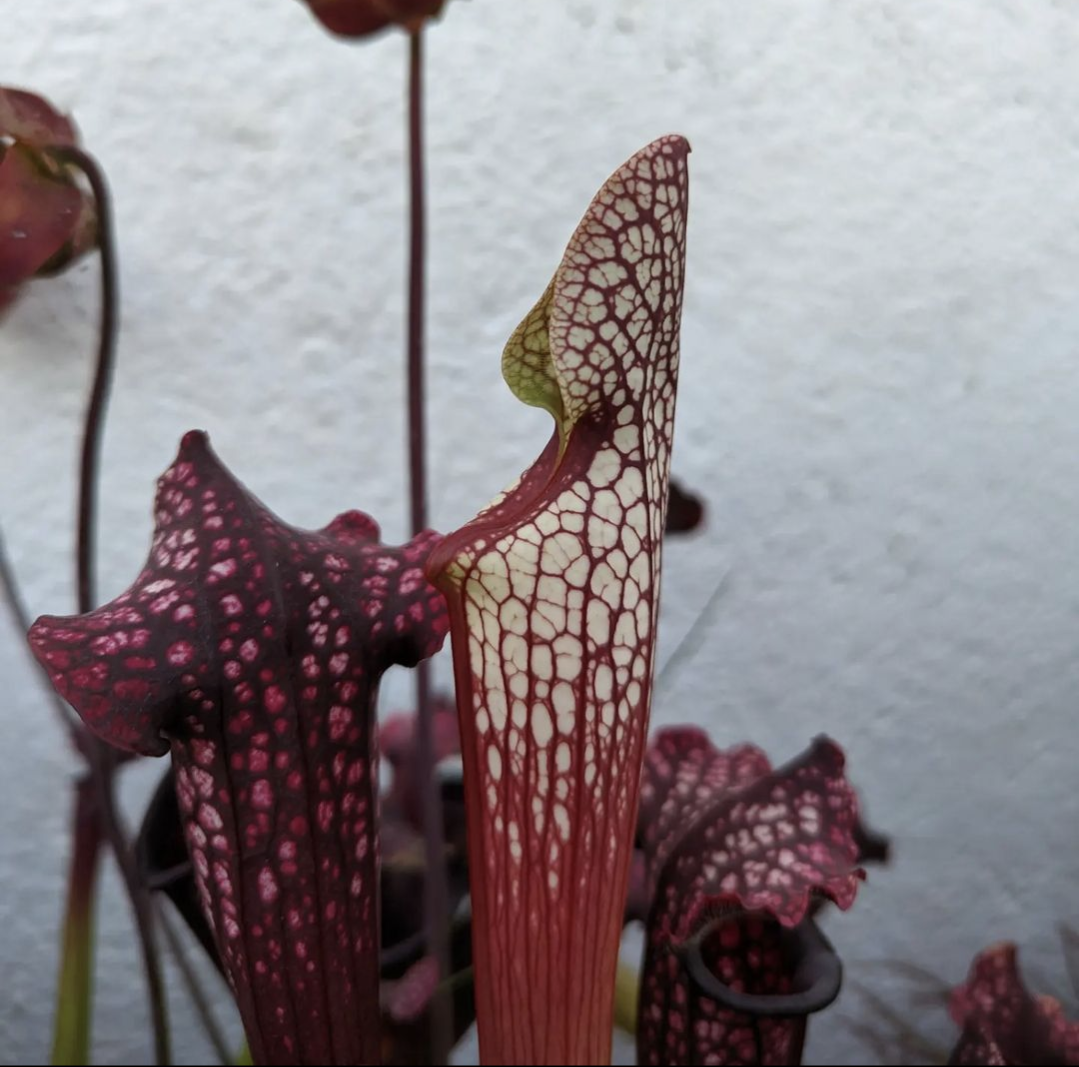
679, 916, 843, 1017
1, 529, 97, 1065
92, 770, 172, 1064
405, 27, 453, 1063
157, 904, 232, 1066
48, 145, 172, 1066
47, 146, 117, 618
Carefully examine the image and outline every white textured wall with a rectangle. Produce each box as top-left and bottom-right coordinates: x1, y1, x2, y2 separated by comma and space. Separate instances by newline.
3, 1, 1079, 1063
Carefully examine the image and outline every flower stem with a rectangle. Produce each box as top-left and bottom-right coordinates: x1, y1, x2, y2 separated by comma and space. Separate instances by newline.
49, 145, 172, 1066
406, 27, 453, 1064
407, 30, 428, 541
0, 530, 99, 1065
157, 904, 232, 1066
51, 776, 102, 1066
89, 754, 172, 1065
613, 962, 640, 1036
60, 147, 117, 620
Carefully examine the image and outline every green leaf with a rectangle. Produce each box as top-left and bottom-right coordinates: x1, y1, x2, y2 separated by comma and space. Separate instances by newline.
614, 963, 640, 1036
51, 779, 103, 1066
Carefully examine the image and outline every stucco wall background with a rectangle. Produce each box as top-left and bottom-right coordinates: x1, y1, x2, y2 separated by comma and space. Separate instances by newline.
2, 1, 1078, 1063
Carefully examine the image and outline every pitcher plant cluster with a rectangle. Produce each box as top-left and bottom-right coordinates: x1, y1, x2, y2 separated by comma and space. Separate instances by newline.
2, 3, 1076, 1067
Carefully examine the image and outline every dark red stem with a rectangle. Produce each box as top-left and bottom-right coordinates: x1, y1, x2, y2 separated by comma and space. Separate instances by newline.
88, 746, 172, 1064
407, 30, 427, 539
406, 27, 452, 1064
50, 145, 172, 1066
156, 904, 232, 1065
51, 146, 117, 618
